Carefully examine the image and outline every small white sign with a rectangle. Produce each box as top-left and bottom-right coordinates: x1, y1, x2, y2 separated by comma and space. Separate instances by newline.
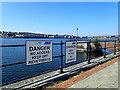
66, 41, 77, 63
26, 41, 52, 65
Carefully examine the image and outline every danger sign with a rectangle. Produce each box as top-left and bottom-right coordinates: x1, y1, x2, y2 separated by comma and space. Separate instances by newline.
26, 41, 52, 65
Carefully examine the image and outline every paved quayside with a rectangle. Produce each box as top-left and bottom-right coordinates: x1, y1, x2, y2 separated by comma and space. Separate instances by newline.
68, 60, 119, 88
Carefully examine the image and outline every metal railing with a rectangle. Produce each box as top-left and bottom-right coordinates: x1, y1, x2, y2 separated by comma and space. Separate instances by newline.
0, 40, 118, 85
85, 40, 117, 63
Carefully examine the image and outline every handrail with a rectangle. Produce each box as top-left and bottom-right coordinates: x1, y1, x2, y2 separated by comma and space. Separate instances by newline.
0, 61, 26, 67
0, 40, 118, 47
1, 55, 65, 67
0, 43, 66, 47
0, 44, 25, 47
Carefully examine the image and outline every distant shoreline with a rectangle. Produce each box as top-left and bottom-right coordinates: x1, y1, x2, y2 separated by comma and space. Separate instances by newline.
0, 37, 118, 40
0, 37, 76, 39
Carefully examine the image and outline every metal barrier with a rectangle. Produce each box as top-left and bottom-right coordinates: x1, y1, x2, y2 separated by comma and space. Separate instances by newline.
85, 40, 117, 63
0, 40, 118, 85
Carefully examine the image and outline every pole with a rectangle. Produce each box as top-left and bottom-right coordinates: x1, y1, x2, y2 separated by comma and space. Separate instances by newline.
104, 41, 106, 58
76, 28, 78, 40
114, 40, 116, 55
87, 42, 91, 64
60, 41, 63, 73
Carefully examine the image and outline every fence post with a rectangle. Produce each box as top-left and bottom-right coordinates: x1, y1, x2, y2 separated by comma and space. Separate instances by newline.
104, 41, 106, 58
59, 41, 63, 73
86, 42, 89, 62
114, 40, 116, 55
87, 42, 91, 64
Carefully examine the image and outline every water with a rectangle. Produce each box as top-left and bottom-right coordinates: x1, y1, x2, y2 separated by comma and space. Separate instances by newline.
0, 38, 114, 85
0, 38, 84, 85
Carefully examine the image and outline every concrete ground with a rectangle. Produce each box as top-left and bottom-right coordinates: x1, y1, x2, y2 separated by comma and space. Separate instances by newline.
68, 60, 118, 88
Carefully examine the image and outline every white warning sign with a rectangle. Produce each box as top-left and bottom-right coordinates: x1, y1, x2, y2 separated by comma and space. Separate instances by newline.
26, 41, 52, 65
66, 41, 77, 63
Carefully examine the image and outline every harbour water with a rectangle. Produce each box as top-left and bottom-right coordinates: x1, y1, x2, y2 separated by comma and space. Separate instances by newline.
0, 38, 114, 85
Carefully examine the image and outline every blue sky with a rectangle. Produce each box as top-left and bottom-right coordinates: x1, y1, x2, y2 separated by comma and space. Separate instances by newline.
2, 2, 118, 36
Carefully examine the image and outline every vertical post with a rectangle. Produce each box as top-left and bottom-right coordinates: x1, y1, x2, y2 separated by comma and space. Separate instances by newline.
60, 41, 63, 73
76, 28, 78, 40
114, 40, 116, 55
86, 42, 89, 61
104, 41, 106, 58
87, 42, 91, 64
89, 41, 91, 64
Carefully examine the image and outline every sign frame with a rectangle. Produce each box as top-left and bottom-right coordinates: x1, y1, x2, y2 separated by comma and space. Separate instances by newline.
65, 41, 77, 64
26, 40, 53, 66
